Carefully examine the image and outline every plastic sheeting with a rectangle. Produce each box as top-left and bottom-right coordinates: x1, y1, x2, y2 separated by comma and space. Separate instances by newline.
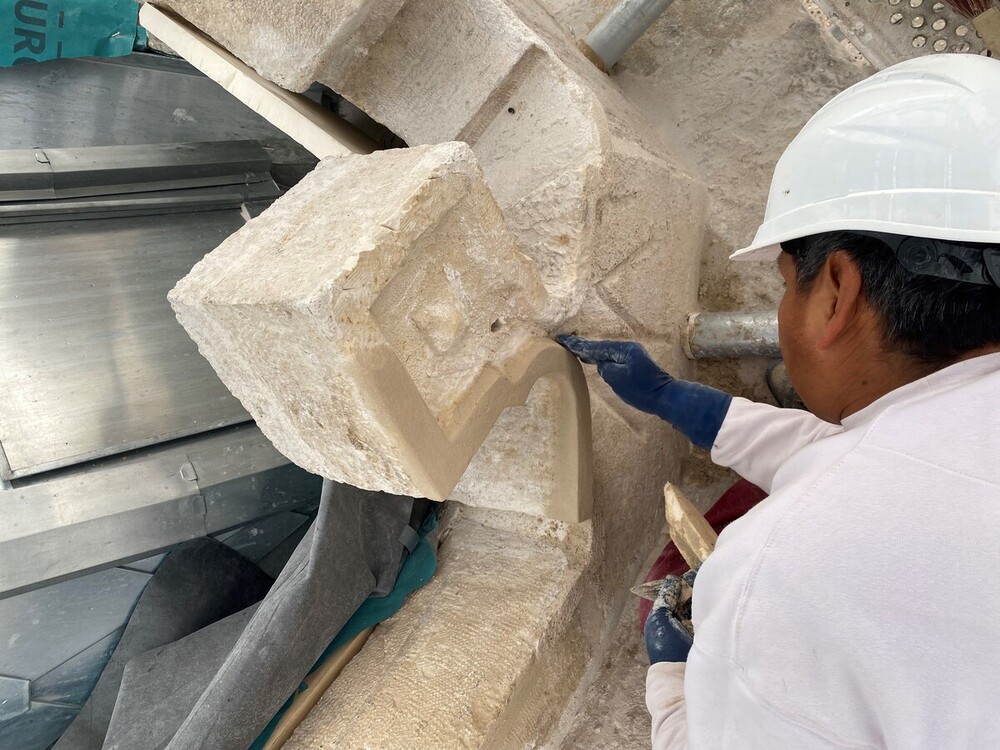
55, 481, 434, 750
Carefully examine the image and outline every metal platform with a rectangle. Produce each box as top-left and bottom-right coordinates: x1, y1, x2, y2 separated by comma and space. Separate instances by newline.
0, 67, 325, 590
0, 52, 327, 750
814, 0, 989, 69
0, 423, 320, 598
0, 143, 270, 479
0, 53, 315, 163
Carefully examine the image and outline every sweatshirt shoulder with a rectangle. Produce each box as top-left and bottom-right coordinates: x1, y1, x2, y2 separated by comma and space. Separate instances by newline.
858, 375, 1000, 487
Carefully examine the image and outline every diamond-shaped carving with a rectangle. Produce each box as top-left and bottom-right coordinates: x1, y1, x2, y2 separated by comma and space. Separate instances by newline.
411, 268, 467, 356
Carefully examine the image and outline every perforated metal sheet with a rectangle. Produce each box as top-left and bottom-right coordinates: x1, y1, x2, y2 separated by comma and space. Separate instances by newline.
813, 0, 990, 69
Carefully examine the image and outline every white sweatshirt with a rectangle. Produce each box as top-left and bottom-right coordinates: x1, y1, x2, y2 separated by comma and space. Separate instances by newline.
647, 352, 1000, 749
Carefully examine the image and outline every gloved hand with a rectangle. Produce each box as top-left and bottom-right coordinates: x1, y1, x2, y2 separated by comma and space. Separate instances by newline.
644, 569, 697, 664
557, 335, 732, 450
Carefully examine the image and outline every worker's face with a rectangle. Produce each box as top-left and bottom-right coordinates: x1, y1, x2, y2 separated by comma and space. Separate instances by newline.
777, 252, 832, 421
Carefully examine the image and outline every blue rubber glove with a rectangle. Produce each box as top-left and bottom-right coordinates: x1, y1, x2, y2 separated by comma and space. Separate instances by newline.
557, 335, 732, 450
644, 569, 697, 663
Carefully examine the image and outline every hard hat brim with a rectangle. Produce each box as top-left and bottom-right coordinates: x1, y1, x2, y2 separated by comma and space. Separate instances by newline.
731, 189, 1000, 263
732, 56, 1000, 265
730, 241, 782, 262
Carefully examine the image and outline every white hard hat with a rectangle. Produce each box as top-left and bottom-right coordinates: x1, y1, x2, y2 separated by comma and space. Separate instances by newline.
732, 54, 1000, 261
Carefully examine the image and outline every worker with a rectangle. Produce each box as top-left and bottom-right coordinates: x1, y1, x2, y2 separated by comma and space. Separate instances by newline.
560, 54, 1000, 749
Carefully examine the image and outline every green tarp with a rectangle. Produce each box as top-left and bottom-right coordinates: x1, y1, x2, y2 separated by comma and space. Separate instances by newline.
1, 0, 139, 67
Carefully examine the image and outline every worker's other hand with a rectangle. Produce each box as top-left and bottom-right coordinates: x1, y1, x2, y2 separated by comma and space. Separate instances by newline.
557, 335, 732, 450
644, 569, 697, 664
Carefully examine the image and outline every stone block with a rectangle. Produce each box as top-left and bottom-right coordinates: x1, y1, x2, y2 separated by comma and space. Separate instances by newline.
451, 379, 558, 516
171, 143, 552, 499
500, 164, 595, 323
464, 50, 599, 209
153, 0, 406, 91
588, 147, 707, 336
333, 0, 536, 145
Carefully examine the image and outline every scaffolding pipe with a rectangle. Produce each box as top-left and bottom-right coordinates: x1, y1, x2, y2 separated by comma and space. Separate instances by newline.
683, 311, 780, 360
577, 0, 676, 72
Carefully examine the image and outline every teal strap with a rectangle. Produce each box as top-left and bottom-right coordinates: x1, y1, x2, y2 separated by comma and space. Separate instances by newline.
399, 525, 420, 553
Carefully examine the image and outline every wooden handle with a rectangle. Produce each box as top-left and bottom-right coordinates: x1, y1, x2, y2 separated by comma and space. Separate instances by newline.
262, 626, 375, 749
974, 8, 1000, 57
664, 482, 717, 569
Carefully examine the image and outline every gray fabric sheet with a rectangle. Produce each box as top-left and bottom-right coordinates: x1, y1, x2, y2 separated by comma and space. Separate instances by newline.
72, 481, 421, 750
103, 606, 260, 750
54, 539, 274, 750
256, 512, 316, 580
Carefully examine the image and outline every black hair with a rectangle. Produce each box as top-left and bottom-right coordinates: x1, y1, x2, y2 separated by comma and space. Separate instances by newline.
781, 231, 1000, 365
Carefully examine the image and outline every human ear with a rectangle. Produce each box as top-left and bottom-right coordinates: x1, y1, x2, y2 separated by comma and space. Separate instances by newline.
816, 251, 863, 350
